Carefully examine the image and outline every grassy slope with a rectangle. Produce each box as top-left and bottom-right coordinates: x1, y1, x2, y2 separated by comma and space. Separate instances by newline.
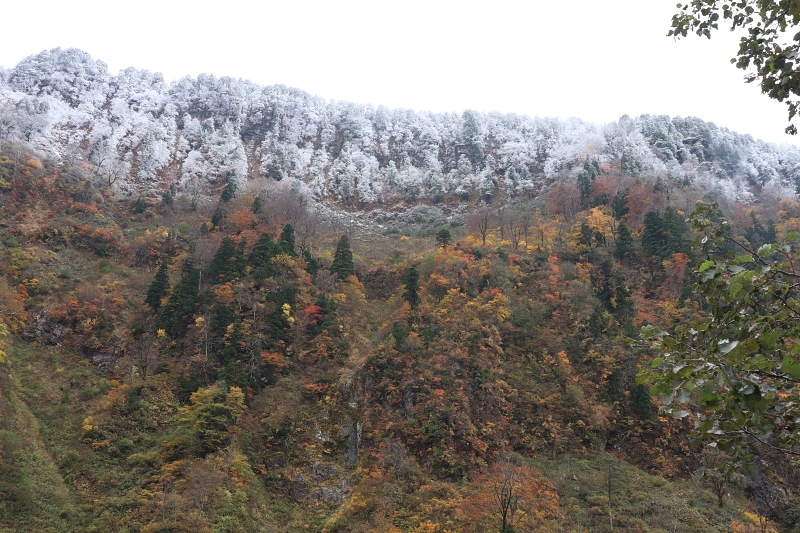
536, 453, 743, 532
0, 341, 76, 532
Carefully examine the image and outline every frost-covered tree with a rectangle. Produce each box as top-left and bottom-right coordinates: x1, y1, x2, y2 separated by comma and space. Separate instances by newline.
1, 47, 799, 206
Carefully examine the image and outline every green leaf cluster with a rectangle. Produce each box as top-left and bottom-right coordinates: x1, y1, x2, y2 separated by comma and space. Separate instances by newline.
641, 202, 800, 470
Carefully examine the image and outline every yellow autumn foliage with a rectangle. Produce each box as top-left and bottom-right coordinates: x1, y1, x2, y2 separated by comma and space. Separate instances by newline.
586, 206, 614, 241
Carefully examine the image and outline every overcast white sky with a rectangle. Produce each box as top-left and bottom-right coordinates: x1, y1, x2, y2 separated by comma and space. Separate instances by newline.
0, 0, 793, 144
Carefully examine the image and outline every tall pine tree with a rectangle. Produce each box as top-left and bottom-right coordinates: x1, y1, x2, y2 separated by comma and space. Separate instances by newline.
662, 206, 690, 257
593, 260, 615, 311
643, 208, 690, 259
615, 220, 633, 259
249, 232, 281, 281
435, 229, 451, 249
402, 266, 420, 308
232, 238, 246, 278
303, 249, 319, 276
279, 224, 296, 256
220, 175, 237, 202
577, 158, 600, 207
745, 212, 777, 248
157, 260, 200, 334
577, 172, 592, 207
611, 190, 629, 219
249, 233, 280, 268
208, 237, 237, 283
642, 211, 665, 258
145, 259, 170, 311
330, 235, 355, 280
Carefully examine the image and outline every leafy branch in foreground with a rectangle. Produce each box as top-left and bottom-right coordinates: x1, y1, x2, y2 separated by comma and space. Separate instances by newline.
640, 202, 800, 472
670, 0, 800, 134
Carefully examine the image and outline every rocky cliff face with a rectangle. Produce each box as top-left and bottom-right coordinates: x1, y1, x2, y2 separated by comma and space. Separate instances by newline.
1, 47, 799, 207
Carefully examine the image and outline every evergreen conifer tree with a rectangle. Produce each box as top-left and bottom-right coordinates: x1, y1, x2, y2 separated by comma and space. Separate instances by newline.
594, 260, 615, 311
594, 230, 607, 247
577, 172, 592, 207
745, 212, 777, 248
745, 211, 765, 246
303, 249, 319, 276
145, 259, 170, 311
208, 237, 237, 283
211, 208, 225, 229
588, 158, 601, 177
232, 239, 246, 278
330, 235, 355, 280
249, 233, 279, 268
611, 190, 629, 219
579, 222, 593, 248
402, 266, 420, 308
764, 219, 777, 245
252, 196, 262, 214
435, 228, 451, 249
279, 224, 296, 256
663, 206, 690, 257
577, 158, 600, 206
642, 211, 665, 258
589, 306, 606, 338
615, 220, 633, 259
220, 177, 237, 202
157, 260, 200, 334
629, 383, 653, 419
642, 208, 690, 259
210, 303, 235, 340
133, 197, 147, 213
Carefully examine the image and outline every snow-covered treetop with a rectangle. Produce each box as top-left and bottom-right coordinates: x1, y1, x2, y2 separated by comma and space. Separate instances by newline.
1, 47, 797, 205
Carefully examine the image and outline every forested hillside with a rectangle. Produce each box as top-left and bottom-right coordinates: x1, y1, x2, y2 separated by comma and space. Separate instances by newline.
2, 48, 800, 533
1, 48, 800, 208
1, 136, 799, 532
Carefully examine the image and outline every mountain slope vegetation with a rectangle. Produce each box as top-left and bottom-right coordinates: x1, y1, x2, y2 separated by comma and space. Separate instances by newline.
0, 140, 798, 532
0, 49, 799, 533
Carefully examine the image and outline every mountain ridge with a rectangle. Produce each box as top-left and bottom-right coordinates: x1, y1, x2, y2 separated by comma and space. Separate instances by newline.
1, 47, 798, 209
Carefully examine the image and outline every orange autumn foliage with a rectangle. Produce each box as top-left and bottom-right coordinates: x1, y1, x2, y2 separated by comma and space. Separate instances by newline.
261, 351, 288, 372
626, 182, 666, 228
0, 277, 27, 331
461, 462, 558, 533
662, 252, 690, 298
227, 207, 258, 232
213, 283, 235, 305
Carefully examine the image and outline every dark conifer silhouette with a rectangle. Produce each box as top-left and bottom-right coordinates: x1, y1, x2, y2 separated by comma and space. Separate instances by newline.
402, 266, 420, 308
330, 235, 355, 280
145, 259, 170, 311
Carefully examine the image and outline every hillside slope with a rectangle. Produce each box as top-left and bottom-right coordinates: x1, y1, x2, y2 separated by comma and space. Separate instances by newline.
0, 341, 75, 532
0, 48, 798, 208
0, 141, 797, 532
2, 49, 800, 533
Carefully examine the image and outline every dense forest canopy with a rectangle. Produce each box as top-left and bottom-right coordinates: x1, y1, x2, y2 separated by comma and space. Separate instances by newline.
1, 48, 800, 208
